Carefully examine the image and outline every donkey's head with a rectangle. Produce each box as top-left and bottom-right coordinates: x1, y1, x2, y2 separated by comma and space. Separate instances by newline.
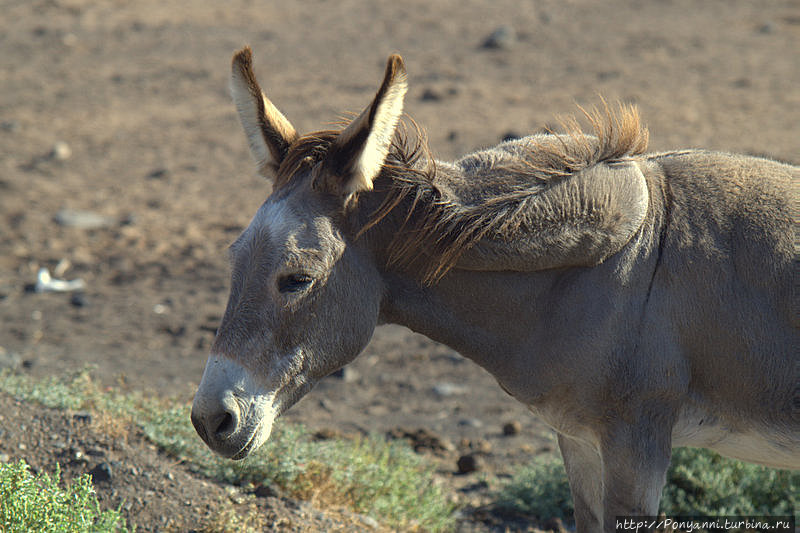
191, 47, 407, 459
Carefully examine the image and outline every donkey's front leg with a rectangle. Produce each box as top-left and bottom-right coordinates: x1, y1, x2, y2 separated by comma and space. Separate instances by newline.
599, 422, 672, 532
558, 433, 603, 532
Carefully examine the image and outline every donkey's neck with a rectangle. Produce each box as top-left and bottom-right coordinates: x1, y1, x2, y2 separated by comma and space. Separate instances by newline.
377, 266, 565, 400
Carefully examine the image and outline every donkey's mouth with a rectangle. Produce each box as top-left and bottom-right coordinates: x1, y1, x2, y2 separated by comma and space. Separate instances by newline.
229, 426, 261, 460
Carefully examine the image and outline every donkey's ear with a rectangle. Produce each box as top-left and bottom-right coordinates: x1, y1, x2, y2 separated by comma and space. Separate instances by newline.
316, 54, 407, 196
230, 47, 299, 179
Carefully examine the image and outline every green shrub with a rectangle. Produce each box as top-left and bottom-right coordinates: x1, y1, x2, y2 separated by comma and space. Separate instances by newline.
492, 456, 573, 521
494, 448, 798, 524
662, 447, 798, 515
142, 404, 456, 531
0, 460, 128, 533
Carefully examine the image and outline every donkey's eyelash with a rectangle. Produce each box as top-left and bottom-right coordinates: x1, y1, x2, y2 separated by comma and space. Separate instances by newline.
277, 273, 314, 293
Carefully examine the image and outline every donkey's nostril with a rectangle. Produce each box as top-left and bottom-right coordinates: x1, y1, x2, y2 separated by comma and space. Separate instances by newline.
213, 411, 236, 439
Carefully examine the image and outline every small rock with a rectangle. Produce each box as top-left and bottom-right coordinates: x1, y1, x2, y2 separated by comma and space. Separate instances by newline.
458, 418, 483, 428
355, 514, 380, 529
328, 366, 359, 382
501, 130, 522, 142
447, 130, 458, 141
88, 462, 112, 483
474, 439, 492, 454
758, 21, 776, 34
62, 33, 78, 47
0, 453, 9, 463
50, 141, 72, 161
72, 412, 92, 424
420, 88, 442, 102
432, 382, 466, 397
254, 484, 278, 498
55, 209, 114, 230
70, 293, 88, 308
386, 427, 454, 455
86, 447, 105, 457
147, 168, 169, 180
482, 25, 517, 49
312, 428, 343, 441
225, 485, 246, 504
502, 420, 522, 436
165, 471, 174, 481
456, 453, 482, 474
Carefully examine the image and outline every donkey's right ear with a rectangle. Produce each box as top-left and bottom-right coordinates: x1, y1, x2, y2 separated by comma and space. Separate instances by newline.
230, 47, 298, 179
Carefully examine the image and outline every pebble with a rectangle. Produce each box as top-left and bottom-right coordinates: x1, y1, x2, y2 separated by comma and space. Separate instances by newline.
254, 484, 278, 498
501, 130, 522, 142
55, 209, 115, 230
456, 453, 482, 474
88, 462, 112, 483
70, 293, 88, 308
328, 366, 359, 382
386, 427, 455, 454
432, 382, 467, 397
420, 88, 443, 102
50, 141, 72, 161
147, 168, 169, 180
355, 514, 380, 529
758, 21, 776, 34
474, 438, 492, 454
457, 418, 483, 428
482, 25, 517, 49
502, 420, 522, 436
0, 453, 9, 463
225, 485, 246, 504
72, 412, 92, 424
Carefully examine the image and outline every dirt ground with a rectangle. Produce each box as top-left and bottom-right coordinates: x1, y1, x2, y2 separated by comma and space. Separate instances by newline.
0, 0, 797, 530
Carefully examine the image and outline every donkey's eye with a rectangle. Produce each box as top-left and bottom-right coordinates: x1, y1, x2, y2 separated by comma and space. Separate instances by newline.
278, 273, 314, 293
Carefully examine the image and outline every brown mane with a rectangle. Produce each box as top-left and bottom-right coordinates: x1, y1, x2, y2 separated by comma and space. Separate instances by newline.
369, 102, 649, 284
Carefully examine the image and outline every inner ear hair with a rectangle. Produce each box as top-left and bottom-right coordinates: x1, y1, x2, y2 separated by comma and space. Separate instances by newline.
318, 54, 408, 196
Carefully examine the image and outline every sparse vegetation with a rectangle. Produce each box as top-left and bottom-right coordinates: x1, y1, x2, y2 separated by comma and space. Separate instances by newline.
0, 460, 129, 533
662, 447, 798, 516
494, 448, 798, 525
0, 368, 456, 531
5, 368, 795, 531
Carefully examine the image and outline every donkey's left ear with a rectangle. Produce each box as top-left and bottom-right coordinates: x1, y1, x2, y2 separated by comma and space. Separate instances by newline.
316, 54, 407, 196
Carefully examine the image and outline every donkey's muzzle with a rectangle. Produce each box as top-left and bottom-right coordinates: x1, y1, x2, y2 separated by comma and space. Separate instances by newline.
191, 355, 277, 459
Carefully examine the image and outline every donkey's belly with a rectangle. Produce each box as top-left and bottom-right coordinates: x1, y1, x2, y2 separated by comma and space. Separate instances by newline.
671, 407, 799, 470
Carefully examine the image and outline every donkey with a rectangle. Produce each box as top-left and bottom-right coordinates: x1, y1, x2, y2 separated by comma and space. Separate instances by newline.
191, 47, 798, 531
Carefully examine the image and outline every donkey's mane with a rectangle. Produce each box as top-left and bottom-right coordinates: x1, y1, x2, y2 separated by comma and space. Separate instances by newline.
371, 102, 649, 283
275, 103, 648, 284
